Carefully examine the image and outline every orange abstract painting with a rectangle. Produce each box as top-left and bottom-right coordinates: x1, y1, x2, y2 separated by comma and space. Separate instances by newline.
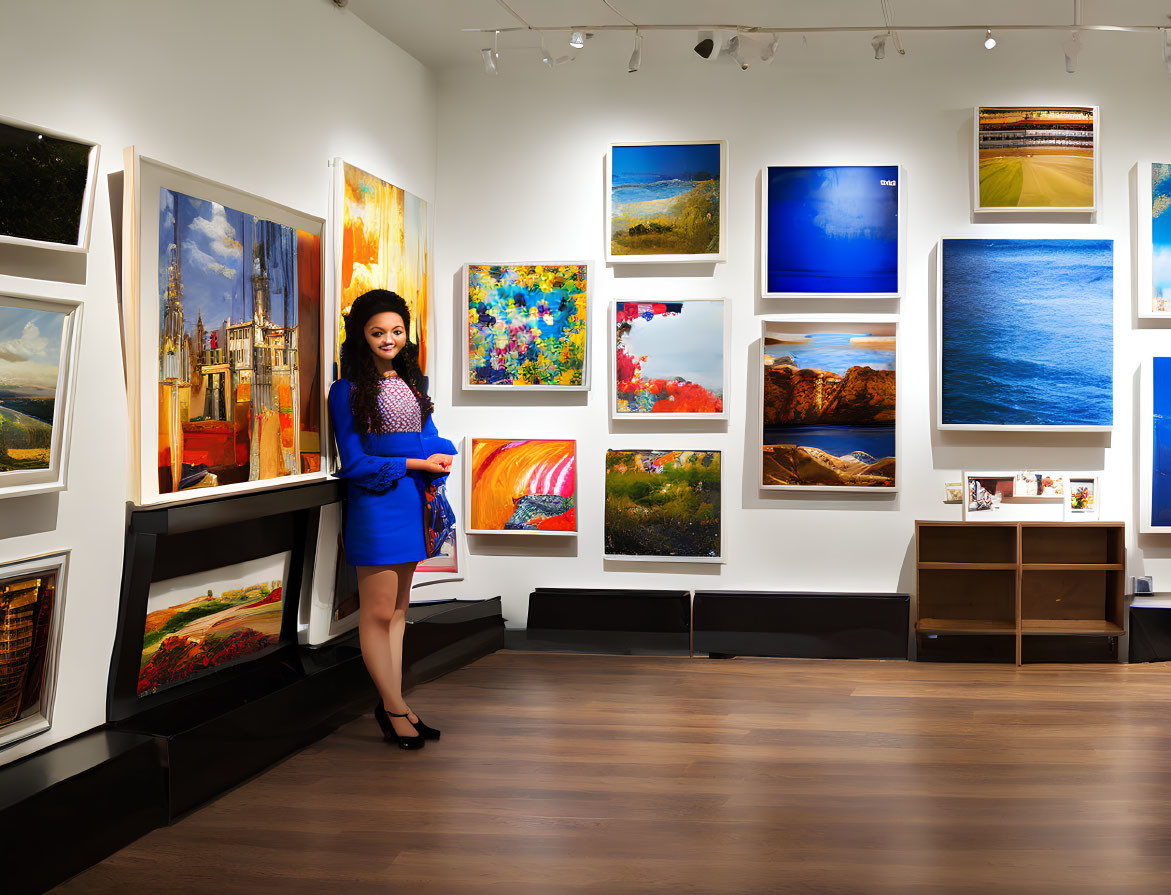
468, 438, 576, 532
338, 160, 430, 374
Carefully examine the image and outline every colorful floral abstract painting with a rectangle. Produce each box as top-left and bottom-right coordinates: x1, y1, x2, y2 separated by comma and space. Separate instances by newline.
605, 450, 721, 560
338, 160, 430, 373
465, 264, 587, 388
467, 438, 576, 533
138, 553, 288, 696
614, 300, 724, 417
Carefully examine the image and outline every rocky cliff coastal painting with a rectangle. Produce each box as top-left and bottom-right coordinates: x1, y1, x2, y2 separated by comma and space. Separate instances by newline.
607, 141, 725, 263
759, 320, 896, 491
939, 239, 1112, 430
466, 438, 577, 534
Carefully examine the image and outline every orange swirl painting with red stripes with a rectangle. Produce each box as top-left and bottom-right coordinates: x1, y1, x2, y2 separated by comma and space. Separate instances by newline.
468, 439, 577, 533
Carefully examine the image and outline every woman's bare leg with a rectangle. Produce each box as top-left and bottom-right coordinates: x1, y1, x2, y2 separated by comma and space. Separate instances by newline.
357, 562, 417, 738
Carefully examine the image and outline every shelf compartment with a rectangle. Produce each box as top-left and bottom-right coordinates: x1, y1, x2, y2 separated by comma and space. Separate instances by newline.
1020, 523, 1123, 565
917, 523, 1017, 565
917, 618, 1016, 634
1021, 563, 1124, 571
918, 569, 1016, 628
1020, 569, 1124, 629
919, 561, 1017, 570
1021, 619, 1124, 635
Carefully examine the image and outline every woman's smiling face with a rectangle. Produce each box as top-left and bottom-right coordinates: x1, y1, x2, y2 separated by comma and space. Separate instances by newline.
364, 311, 407, 367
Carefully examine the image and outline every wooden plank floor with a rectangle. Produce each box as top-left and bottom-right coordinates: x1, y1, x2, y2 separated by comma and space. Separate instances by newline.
57, 653, 1171, 894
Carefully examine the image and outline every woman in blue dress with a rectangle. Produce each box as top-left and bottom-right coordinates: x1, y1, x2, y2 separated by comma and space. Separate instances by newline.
328, 290, 456, 749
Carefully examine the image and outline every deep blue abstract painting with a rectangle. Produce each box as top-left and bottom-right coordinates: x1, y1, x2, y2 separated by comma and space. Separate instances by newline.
764, 165, 899, 295
940, 239, 1113, 428
1152, 357, 1171, 526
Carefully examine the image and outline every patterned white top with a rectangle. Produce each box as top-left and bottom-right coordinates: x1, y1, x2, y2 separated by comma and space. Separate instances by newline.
377, 375, 422, 433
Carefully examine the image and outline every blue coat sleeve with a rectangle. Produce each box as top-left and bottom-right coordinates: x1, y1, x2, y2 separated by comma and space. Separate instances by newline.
327, 379, 406, 493
421, 413, 458, 485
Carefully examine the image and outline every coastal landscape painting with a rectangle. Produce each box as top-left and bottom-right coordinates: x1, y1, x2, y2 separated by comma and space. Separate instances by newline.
975, 106, 1096, 211
464, 263, 588, 389
1142, 162, 1171, 316
0, 294, 79, 498
939, 239, 1112, 430
605, 450, 721, 561
0, 117, 99, 251
467, 438, 576, 534
337, 159, 431, 374
607, 141, 724, 262
138, 553, 288, 696
763, 165, 899, 296
760, 321, 896, 491
613, 300, 726, 418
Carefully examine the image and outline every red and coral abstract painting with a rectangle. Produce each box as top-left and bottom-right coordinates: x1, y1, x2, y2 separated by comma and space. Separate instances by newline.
138, 553, 288, 696
613, 300, 726, 419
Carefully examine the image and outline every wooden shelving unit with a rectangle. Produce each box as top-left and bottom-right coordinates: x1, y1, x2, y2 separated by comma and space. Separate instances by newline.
915, 521, 1125, 664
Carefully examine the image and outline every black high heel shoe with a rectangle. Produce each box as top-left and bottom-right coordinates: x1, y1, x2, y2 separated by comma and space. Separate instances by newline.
405, 706, 441, 741
373, 702, 424, 750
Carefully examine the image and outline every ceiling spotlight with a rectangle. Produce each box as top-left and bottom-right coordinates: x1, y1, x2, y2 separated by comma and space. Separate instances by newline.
694, 30, 716, 60
628, 31, 642, 73
570, 30, 585, 49
760, 33, 780, 63
984, 29, 997, 50
481, 47, 497, 74
871, 33, 888, 60
728, 35, 749, 71
1063, 31, 1082, 73
539, 41, 554, 68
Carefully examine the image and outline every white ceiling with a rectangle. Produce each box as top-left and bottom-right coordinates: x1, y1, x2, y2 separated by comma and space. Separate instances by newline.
346, 0, 1171, 74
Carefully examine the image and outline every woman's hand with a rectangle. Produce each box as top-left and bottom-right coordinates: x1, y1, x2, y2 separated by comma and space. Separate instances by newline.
407, 454, 453, 474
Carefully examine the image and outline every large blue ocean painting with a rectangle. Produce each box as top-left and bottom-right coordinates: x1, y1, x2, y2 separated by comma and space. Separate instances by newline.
1152, 358, 1171, 526
765, 165, 898, 295
940, 239, 1113, 427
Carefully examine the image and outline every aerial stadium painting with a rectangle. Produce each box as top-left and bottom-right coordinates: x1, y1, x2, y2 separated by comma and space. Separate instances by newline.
466, 438, 577, 534
760, 321, 896, 491
607, 141, 725, 262
939, 239, 1112, 430
157, 188, 322, 495
605, 450, 722, 561
138, 553, 288, 697
975, 106, 1097, 212
762, 165, 900, 297
613, 300, 726, 418
464, 263, 588, 389
336, 159, 431, 374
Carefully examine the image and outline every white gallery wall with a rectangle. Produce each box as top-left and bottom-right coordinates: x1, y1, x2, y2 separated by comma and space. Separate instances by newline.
428, 28, 1171, 622
0, 0, 437, 764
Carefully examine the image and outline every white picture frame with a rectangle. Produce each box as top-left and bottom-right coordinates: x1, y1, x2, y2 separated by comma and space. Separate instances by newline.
972, 105, 1099, 215
464, 436, 578, 536
299, 502, 359, 645
936, 237, 1114, 433
1136, 161, 1171, 319
760, 164, 903, 299
603, 448, 724, 563
962, 470, 1066, 522
0, 292, 82, 499
759, 317, 898, 493
461, 261, 591, 391
1139, 357, 1171, 534
605, 139, 727, 265
610, 298, 729, 421
0, 550, 69, 750
1065, 473, 1101, 521
0, 116, 100, 253
121, 149, 329, 506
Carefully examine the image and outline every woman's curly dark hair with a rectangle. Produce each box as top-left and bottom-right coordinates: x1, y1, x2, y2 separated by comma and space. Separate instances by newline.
339, 290, 433, 432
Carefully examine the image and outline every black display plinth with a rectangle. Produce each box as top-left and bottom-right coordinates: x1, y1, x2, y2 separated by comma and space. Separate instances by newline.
517, 587, 691, 654
1130, 603, 1171, 662
405, 597, 506, 686
0, 730, 166, 895
692, 590, 910, 660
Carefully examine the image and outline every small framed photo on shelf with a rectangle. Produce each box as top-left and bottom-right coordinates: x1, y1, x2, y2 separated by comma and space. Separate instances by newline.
962, 470, 1066, 522
1065, 474, 1100, 520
